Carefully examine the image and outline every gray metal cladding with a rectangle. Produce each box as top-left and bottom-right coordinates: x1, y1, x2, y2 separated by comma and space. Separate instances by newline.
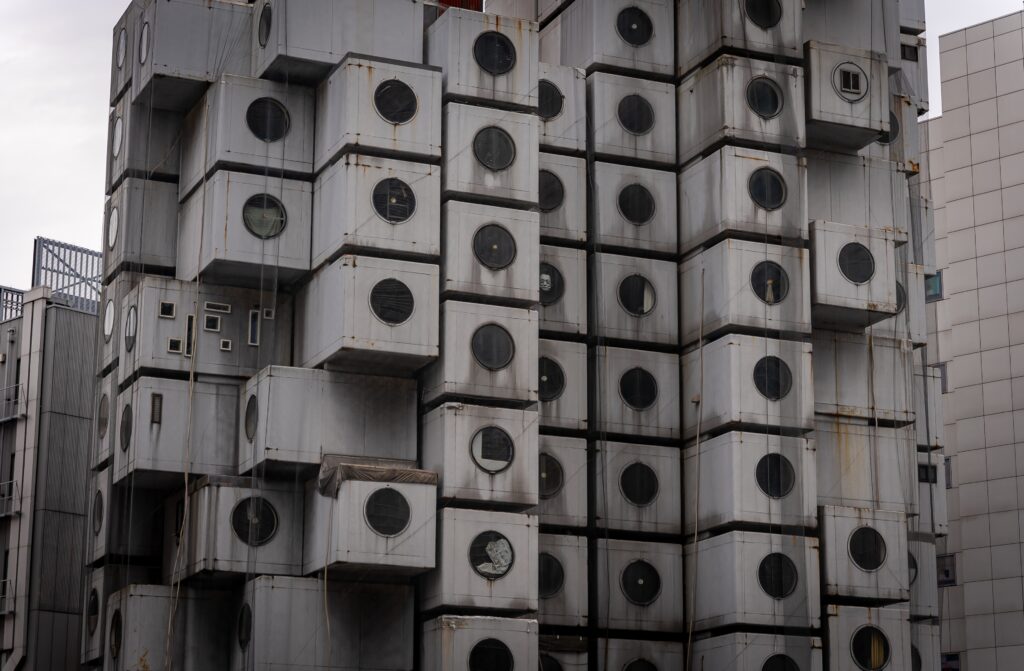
41, 307, 97, 419
35, 414, 90, 514
29, 510, 85, 614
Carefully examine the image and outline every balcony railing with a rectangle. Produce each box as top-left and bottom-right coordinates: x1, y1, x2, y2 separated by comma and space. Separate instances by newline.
0, 481, 19, 518
0, 579, 14, 615
0, 385, 24, 423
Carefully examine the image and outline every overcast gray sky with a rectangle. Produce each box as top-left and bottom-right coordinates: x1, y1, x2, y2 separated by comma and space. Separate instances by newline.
0, 0, 1020, 289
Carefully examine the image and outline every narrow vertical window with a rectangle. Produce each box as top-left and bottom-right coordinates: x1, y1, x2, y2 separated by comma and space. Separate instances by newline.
150, 394, 163, 425
184, 315, 195, 358
248, 310, 260, 347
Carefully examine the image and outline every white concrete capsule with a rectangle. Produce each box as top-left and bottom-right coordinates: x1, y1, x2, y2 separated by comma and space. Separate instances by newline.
537, 436, 587, 528
803, 0, 901, 67
108, 3, 139, 105
593, 252, 678, 345
860, 95, 923, 173
900, 0, 926, 34
539, 153, 587, 243
913, 451, 948, 537
422, 616, 538, 671
88, 468, 161, 567
102, 179, 178, 283
595, 441, 681, 534
595, 539, 683, 632
539, 339, 587, 432
910, 621, 940, 671
538, 534, 588, 627
538, 63, 586, 152
871, 262, 926, 346
92, 372, 118, 471
909, 538, 938, 620
596, 639, 684, 671
825, 604, 911, 671
805, 41, 890, 152
98, 271, 142, 377
105, 96, 181, 195
539, 246, 587, 336
592, 162, 677, 254
81, 565, 150, 664
813, 331, 915, 424
806, 152, 910, 238
689, 633, 823, 671
821, 506, 910, 604
588, 72, 676, 166
595, 346, 681, 440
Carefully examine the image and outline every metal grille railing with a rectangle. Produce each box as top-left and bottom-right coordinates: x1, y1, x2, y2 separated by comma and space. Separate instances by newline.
0, 481, 19, 518
31, 237, 102, 315
0, 385, 24, 423
0, 580, 14, 615
0, 288, 23, 322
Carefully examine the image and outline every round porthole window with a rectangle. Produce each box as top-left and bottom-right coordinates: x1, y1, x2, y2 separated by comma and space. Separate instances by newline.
746, 77, 784, 119
541, 654, 564, 671
365, 488, 412, 537
877, 111, 901, 145
896, 281, 907, 314
911, 645, 921, 671
372, 178, 416, 224
618, 274, 656, 317
833, 62, 870, 103
469, 530, 515, 580
98, 393, 110, 439
755, 453, 796, 499
138, 22, 149, 65
471, 324, 515, 371
838, 243, 875, 285
469, 638, 514, 671
616, 7, 654, 47
109, 609, 123, 659
112, 117, 124, 158
539, 357, 566, 402
92, 490, 104, 536
618, 183, 656, 225
751, 261, 790, 305
242, 194, 287, 239
246, 97, 290, 142
909, 551, 918, 585
753, 356, 792, 401
123, 305, 138, 352
621, 559, 661, 605
103, 300, 115, 342
851, 626, 891, 671
473, 127, 517, 171
758, 552, 799, 599
374, 79, 418, 124
538, 551, 565, 598
116, 27, 127, 69
470, 426, 515, 475
762, 654, 800, 671
620, 367, 658, 411
369, 278, 415, 326
746, 0, 784, 29
538, 79, 564, 120
539, 262, 565, 307
237, 603, 252, 651
258, 4, 272, 47
617, 94, 655, 135
119, 404, 132, 452
231, 497, 279, 547
849, 527, 887, 572
620, 462, 659, 507
539, 170, 565, 213
539, 453, 564, 499
244, 395, 258, 442
473, 31, 517, 75
624, 661, 658, 671
87, 589, 100, 635
473, 224, 517, 270
107, 207, 119, 251
748, 168, 787, 210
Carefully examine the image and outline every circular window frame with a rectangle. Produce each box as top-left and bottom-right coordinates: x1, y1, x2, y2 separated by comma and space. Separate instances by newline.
372, 78, 419, 126
112, 117, 124, 159
230, 496, 280, 548
138, 22, 150, 65
98, 393, 110, 439
367, 278, 416, 327
469, 426, 516, 476
848, 526, 888, 573
614, 6, 655, 48
619, 461, 660, 508
470, 323, 516, 372
749, 260, 790, 306
472, 126, 517, 172
832, 61, 870, 103
468, 637, 515, 671
752, 355, 793, 402
850, 625, 892, 671
745, 76, 785, 120
616, 183, 657, 226
237, 603, 253, 650
620, 558, 662, 606
472, 223, 518, 271
757, 552, 799, 600
472, 31, 517, 76
371, 177, 417, 225
468, 530, 516, 581
244, 395, 258, 443
538, 169, 566, 214
123, 304, 138, 353
538, 356, 567, 403
617, 94, 656, 136
119, 404, 133, 452
617, 274, 658, 318
538, 551, 566, 599
363, 487, 412, 538
538, 79, 565, 121
107, 207, 119, 251
92, 490, 104, 537
258, 3, 272, 48
109, 608, 123, 659
744, 0, 784, 30
242, 193, 288, 240
837, 242, 876, 285
116, 27, 127, 69
755, 453, 796, 499
103, 300, 115, 343
748, 167, 788, 211
538, 452, 565, 500
619, 367, 659, 411
539, 262, 565, 307
245, 97, 291, 143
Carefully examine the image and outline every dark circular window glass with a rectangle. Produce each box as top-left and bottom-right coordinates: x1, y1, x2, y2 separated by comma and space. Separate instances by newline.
365, 488, 411, 536
911, 646, 921, 671
116, 28, 127, 69
538, 79, 564, 120
244, 395, 258, 442
539, 552, 565, 598
124, 304, 138, 353
753, 356, 793, 401
755, 454, 796, 499
749, 168, 787, 210
473, 31, 517, 75
896, 281, 907, 314
87, 589, 100, 635
473, 224, 517, 270
539, 453, 564, 499
246, 98, 290, 142
539, 262, 565, 307
746, 0, 784, 29
624, 662, 657, 671
851, 626, 891, 671
539, 357, 566, 402
374, 79, 418, 124
909, 551, 918, 585
471, 324, 515, 371
470, 531, 515, 580
539, 170, 565, 213
372, 178, 416, 224
103, 300, 115, 342
621, 559, 661, 605
138, 22, 149, 65
98, 394, 110, 439
763, 655, 799, 671
112, 117, 124, 158
110, 609, 122, 659
471, 426, 515, 474
850, 527, 887, 571
541, 654, 564, 671
369, 279, 415, 326
258, 4, 272, 48
469, 638, 514, 671
107, 207, 119, 251
746, 77, 784, 119
618, 95, 655, 135
838, 243, 875, 284
751, 261, 790, 305
237, 603, 252, 650
616, 7, 654, 47
758, 553, 799, 599
231, 497, 279, 547
618, 184, 656, 225
618, 275, 657, 317
620, 367, 658, 410
877, 111, 901, 145
92, 490, 104, 536
119, 404, 132, 452
473, 127, 517, 171
242, 194, 287, 239
620, 462, 659, 506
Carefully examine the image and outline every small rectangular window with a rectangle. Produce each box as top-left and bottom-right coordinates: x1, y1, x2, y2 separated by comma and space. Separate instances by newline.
167, 338, 183, 354
150, 394, 163, 424
901, 43, 919, 62
248, 310, 260, 347
185, 315, 195, 358
219, 339, 232, 352
941, 653, 961, 671
204, 301, 232, 314
262, 308, 276, 320
938, 362, 949, 394
925, 271, 943, 303
158, 301, 176, 319
918, 463, 938, 484
203, 315, 221, 333
174, 500, 185, 544
840, 69, 862, 94
944, 456, 952, 489
937, 554, 957, 587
